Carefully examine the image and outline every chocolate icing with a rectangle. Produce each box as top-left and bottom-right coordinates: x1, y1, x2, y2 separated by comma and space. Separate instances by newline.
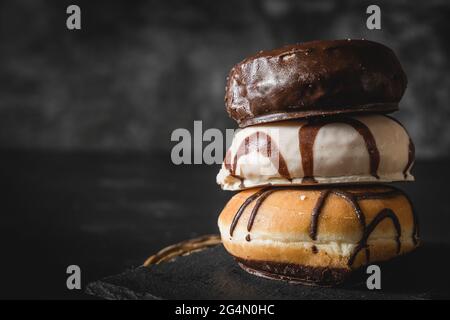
236, 258, 351, 286
310, 190, 366, 242
247, 188, 278, 232
404, 138, 415, 179
348, 208, 401, 266
299, 117, 380, 183
229, 187, 269, 237
384, 115, 416, 179
229, 186, 418, 267
225, 40, 407, 127
224, 131, 290, 180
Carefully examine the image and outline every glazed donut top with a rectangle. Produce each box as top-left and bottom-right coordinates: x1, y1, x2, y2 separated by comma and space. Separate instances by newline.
225, 39, 407, 127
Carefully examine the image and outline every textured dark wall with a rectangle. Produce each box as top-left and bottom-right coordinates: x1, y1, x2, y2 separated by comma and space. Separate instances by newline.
0, 0, 449, 157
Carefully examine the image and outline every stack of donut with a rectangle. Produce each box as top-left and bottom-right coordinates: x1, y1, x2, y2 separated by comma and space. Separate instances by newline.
216, 39, 419, 286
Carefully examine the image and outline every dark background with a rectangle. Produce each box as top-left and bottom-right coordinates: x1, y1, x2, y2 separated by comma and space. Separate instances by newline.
0, 0, 449, 299
1, 0, 450, 157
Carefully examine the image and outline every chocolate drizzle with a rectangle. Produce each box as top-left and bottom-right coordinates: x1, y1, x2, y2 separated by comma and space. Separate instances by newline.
404, 138, 415, 178
229, 186, 419, 267
299, 117, 380, 182
397, 188, 419, 246
385, 115, 415, 179
230, 187, 287, 237
310, 190, 366, 241
348, 208, 401, 266
298, 122, 322, 183
309, 190, 331, 240
226, 131, 290, 180
224, 149, 232, 171
352, 189, 401, 200
247, 189, 278, 232
229, 187, 270, 237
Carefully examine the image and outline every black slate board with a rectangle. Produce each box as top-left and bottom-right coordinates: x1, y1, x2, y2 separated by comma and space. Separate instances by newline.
86, 243, 450, 300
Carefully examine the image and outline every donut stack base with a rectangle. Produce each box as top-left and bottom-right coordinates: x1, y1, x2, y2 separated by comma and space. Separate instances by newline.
218, 186, 419, 286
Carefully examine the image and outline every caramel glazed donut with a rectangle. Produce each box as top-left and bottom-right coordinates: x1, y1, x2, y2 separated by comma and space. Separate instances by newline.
218, 185, 419, 285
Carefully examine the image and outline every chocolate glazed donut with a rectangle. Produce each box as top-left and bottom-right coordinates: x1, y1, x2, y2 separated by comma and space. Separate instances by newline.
225, 39, 407, 127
